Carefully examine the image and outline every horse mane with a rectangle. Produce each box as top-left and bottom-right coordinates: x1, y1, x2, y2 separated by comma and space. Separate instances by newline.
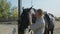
20, 8, 31, 31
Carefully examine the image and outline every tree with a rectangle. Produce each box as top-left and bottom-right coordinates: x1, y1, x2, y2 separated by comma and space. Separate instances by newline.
0, 0, 18, 20
0, 0, 11, 18
55, 16, 60, 21
0, 14, 2, 18
11, 7, 18, 19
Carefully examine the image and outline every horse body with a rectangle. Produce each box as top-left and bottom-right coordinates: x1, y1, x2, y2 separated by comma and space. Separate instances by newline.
48, 13, 55, 34
44, 13, 55, 34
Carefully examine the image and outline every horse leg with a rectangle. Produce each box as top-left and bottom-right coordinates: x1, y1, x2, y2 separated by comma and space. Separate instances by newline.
18, 28, 24, 34
19, 30, 24, 34
44, 28, 46, 34
51, 29, 54, 34
18, 29, 24, 34
44, 25, 48, 34
44, 28, 47, 34
44, 29, 48, 34
51, 30, 53, 34
47, 30, 49, 34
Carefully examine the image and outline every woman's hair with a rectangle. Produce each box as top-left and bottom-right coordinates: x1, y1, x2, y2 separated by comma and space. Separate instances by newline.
37, 9, 43, 15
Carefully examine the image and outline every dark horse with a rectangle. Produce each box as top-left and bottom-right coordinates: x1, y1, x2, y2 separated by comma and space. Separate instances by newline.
18, 7, 36, 34
44, 12, 55, 34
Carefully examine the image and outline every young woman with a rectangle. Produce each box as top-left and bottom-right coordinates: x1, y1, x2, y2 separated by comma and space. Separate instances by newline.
30, 9, 45, 34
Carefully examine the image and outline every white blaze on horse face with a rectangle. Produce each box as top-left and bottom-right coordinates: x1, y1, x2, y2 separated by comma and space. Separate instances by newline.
30, 9, 35, 15
29, 9, 35, 25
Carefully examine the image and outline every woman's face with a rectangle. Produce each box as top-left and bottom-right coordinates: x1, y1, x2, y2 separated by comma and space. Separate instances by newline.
35, 12, 39, 18
35, 12, 43, 18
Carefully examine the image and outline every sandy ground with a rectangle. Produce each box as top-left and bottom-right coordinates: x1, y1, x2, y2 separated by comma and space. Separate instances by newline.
0, 24, 18, 34
0, 21, 60, 34
53, 21, 60, 34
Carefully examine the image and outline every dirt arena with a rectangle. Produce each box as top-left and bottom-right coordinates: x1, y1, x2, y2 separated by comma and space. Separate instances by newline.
0, 21, 60, 34
0, 24, 18, 34
54, 21, 60, 34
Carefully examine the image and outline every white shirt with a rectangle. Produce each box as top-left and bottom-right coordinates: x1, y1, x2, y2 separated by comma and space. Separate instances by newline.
30, 16, 45, 34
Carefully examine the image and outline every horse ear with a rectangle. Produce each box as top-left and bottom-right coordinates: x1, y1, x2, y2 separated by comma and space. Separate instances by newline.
29, 6, 33, 10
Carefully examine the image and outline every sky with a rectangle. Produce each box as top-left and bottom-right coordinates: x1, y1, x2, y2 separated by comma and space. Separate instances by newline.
7, 0, 18, 8
7, 0, 60, 17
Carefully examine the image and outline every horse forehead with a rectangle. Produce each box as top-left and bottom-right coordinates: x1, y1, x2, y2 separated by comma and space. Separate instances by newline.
23, 9, 29, 13
30, 9, 35, 14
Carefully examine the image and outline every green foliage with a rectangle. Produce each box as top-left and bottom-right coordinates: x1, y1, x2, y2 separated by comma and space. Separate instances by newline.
55, 16, 60, 21
11, 7, 18, 19
0, 0, 11, 18
0, 13, 2, 18
0, 0, 18, 19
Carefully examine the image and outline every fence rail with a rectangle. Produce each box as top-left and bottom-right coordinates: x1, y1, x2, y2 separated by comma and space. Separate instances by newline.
0, 18, 18, 22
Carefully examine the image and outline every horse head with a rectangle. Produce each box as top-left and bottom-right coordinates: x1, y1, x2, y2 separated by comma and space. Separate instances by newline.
20, 6, 36, 31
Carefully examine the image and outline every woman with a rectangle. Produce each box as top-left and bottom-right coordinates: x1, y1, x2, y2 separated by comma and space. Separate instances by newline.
30, 9, 45, 34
